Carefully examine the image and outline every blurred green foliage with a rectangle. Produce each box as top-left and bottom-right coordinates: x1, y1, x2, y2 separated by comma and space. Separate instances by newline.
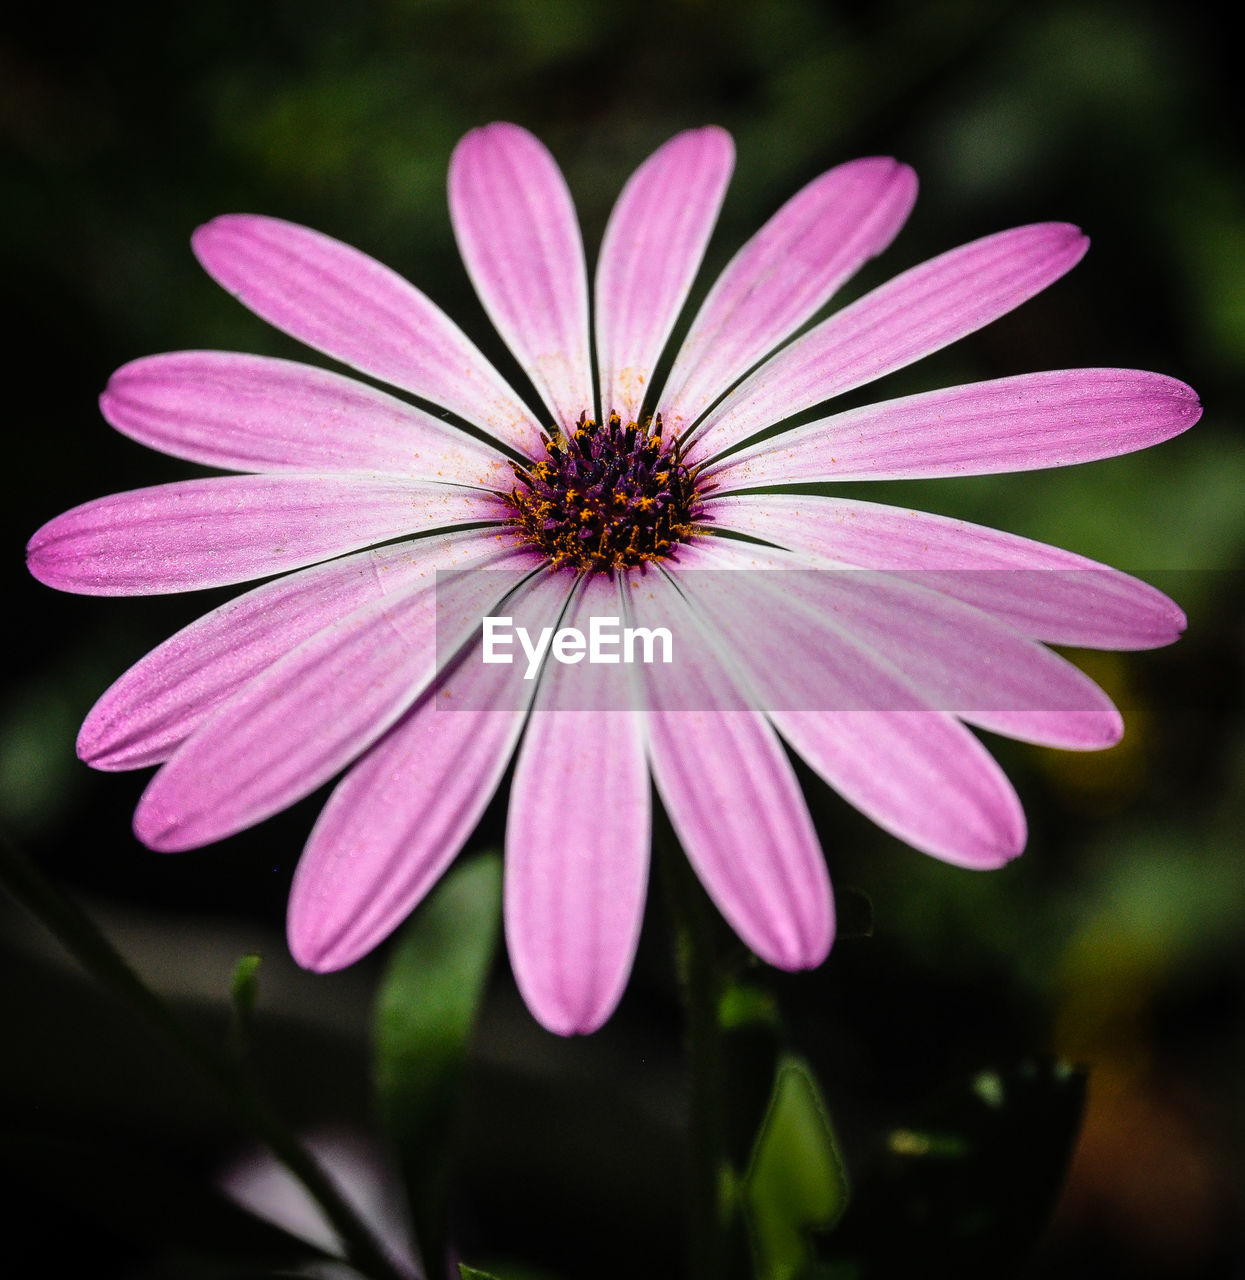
375, 852, 503, 1273
743, 1056, 849, 1279
2, 1, 1241, 1277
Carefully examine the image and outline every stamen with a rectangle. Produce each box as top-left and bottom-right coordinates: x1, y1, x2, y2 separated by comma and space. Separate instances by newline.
505, 410, 705, 573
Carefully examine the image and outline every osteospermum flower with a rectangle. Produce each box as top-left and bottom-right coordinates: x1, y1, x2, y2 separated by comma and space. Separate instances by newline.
28, 124, 1199, 1035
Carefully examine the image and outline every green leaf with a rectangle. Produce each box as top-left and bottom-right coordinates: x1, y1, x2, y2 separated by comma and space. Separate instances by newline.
227, 952, 262, 1059
375, 852, 502, 1135
743, 1056, 850, 1280
374, 853, 503, 1268
718, 982, 780, 1031
459, 1266, 503, 1280
230, 952, 263, 1010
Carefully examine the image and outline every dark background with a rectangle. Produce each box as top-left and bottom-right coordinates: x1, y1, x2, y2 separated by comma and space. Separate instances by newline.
2, 2, 1242, 1277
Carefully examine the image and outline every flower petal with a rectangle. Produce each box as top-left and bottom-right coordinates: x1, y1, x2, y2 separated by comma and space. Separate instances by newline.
505, 575, 650, 1035
707, 369, 1201, 487
288, 569, 575, 973
688, 223, 1089, 460
594, 127, 734, 421
672, 539, 1026, 866
102, 351, 510, 486
191, 214, 542, 455
624, 571, 833, 968
78, 530, 507, 771
27, 475, 501, 595
449, 123, 592, 429
695, 548, 1121, 749
704, 492, 1186, 649
775, 707, 1027, 868
132, 547, 539, 852
662, 156, 917, 432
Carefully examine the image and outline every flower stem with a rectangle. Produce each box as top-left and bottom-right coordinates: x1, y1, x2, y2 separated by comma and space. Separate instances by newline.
0, 834, 407, 1280
658, 833, 728, 1280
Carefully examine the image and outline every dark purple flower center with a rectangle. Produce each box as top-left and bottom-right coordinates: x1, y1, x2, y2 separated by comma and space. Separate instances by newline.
506, 410, 705, 573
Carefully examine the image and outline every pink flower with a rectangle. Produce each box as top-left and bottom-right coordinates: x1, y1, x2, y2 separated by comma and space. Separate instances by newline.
28, 124, 1198, 1035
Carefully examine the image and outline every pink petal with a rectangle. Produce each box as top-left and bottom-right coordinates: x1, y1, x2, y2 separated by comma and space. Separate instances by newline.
672, 539, 1026, 867
661, 156, 917, 433
688, 223, 1089, 460
706, 555, 1120, 749
673, 537, 1120, 747
449, 123, 592, 429
703, 493, 1186, 649
27, 475, 501, 595
102, 351, 510, 486
775, 708, 1026, 869
191, 214, 542, 456
288, 569, 576, 973
594, 127, 734, 421
79, 530, 509, 771
707, 369, 1201, 486
623, 571, 833, 968
505, 575, 650, 1035
132, 547, 539, 852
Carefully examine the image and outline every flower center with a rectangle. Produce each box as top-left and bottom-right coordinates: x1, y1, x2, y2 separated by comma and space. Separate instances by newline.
506, 410, 704, 573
